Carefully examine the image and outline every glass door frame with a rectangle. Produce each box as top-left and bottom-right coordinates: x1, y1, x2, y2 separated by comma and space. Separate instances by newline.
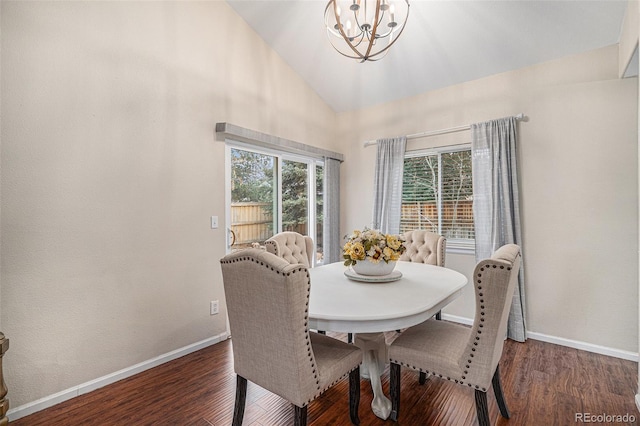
224, 140, 323, 265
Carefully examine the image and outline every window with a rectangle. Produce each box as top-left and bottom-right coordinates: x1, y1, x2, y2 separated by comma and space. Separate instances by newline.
401, 147, 474, 251
229, 148, 278, 247
226, 144, 324, 263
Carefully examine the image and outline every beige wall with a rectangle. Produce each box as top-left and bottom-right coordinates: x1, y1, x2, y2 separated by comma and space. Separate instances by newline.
3, 0, 639, 415
1, 1, 337, 409
338, 45, 639, 353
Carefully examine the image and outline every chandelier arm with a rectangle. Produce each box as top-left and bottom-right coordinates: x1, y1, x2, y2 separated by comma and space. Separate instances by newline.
349, 3, 367, 39
373, 10, 393, 38
363, 0, 382, 60
331, 0, 368, 60
351, 32, 366, 48
363, 20, 407, 59
324, 24, 368, 60
375, 9, 386, 33
366, 1, 410, 59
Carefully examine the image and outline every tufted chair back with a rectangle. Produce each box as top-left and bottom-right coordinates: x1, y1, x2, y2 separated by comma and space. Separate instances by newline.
399, 230, 446, 267
220, 248, 362, 425
461, 244, 521, 389
221, 249, 320, 406
388, 244, 522, 425
265, 231, 314, 268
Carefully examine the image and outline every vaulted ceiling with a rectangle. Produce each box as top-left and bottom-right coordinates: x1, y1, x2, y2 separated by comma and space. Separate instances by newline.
227, 0, 628, 113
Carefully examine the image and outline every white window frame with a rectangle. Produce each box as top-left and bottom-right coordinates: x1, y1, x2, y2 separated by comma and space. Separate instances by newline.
225, 140, 324, 264
403, 144, 475, 255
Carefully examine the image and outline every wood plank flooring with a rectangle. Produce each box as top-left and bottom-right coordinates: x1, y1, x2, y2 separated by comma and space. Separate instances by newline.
11, 333, 639, 425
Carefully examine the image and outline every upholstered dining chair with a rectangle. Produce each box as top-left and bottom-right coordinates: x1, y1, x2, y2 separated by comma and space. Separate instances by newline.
399, 229, 447, 382
220, 248, 362, 426
388, 244, 522, 426
265, 231, 314, 268
400, 230, 446, 320
400, 229, 446, 267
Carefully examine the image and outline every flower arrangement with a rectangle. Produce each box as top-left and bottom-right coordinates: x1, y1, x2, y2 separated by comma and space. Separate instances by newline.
343, 227, 406, 266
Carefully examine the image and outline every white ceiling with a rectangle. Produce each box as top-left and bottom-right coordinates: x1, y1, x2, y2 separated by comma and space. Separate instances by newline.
227, 0, 629, 113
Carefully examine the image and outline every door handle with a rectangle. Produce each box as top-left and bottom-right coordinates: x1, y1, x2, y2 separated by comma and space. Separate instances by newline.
228, 229, 237, 247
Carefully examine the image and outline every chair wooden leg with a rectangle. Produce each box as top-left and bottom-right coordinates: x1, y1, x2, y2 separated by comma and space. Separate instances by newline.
348, 333, 353, 343
474, 390, 490, 426
435, 310, 442, 320
232, 375, 247, 426
492, 365, 510, 419
294, 405, 308, 426
418, 371, 427, 385
390, 362, 401, 422
349, 367, 361, 425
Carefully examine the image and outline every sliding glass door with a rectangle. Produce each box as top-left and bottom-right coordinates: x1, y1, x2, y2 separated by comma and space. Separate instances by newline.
228, 148, 278, 250
226, 144, 324, 264
282, 159, 309, 235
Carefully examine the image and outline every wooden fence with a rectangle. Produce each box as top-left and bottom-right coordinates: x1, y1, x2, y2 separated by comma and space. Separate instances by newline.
230, 202, 313, 248
231, 200, 473, 250
400, 200, 474, 239
230, 202, 273, 246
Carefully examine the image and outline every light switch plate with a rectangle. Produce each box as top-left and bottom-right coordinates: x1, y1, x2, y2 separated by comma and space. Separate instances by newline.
211, 216, 219, 229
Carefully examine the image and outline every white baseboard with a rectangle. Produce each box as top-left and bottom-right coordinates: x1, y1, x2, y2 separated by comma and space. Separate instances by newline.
441, 314, 639, 362
527, 331, 639, 362
441, 313, 474, 326
7, 332, 230, 422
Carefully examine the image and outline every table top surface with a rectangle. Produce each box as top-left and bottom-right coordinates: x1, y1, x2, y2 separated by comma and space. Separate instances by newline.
308, 261, 468, 333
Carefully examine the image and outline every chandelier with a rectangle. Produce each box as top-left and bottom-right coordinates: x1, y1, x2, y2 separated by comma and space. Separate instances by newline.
324, 0, 410, 62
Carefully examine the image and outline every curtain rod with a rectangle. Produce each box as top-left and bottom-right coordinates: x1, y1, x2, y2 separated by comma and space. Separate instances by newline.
363, 113, 525, 147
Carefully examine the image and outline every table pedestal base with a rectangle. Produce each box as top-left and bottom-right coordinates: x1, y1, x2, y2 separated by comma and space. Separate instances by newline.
354, 332, 391, 420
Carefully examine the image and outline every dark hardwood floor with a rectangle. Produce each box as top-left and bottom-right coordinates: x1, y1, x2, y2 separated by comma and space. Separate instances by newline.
11, 333, 639, 425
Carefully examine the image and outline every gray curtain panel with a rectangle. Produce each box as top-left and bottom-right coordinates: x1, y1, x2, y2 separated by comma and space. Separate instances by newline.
372, 137, 407, 234
323, 157, 342, 264
471, 116, 527, 342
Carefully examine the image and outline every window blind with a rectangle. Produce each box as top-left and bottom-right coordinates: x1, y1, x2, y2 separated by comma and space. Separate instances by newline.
401, 148, 475, 243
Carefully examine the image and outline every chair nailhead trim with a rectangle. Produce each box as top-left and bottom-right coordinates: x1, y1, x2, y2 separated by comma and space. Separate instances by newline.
390, 359, 476, 387
305, 366, 359, 405
222, 252, 320, 395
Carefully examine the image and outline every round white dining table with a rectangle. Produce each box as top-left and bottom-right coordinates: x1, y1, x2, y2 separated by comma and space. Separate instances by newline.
308, 260, 468, 420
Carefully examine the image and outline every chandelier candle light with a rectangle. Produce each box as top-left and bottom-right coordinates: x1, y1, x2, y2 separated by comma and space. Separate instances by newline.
325, 0, 410, 62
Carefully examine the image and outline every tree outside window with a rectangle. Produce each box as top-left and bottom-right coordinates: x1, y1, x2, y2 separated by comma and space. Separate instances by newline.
401, 149, 474, 244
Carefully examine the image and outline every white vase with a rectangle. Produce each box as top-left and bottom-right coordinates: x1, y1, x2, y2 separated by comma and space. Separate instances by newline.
352, 259, 396, 276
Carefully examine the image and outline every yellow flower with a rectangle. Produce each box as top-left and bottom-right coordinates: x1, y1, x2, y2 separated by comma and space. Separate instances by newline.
384, 246, 401, 261
343, 227, 405, 266
350, 242, 366, 260
386, 235, 402, 250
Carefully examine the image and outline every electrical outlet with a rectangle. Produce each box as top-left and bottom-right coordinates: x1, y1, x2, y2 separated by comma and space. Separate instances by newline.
210, 300, 219, 315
